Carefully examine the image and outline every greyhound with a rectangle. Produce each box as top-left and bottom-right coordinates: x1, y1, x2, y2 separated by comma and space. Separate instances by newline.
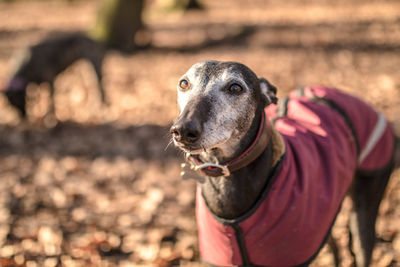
3, 32, 107, 118
170, 60, 399, 267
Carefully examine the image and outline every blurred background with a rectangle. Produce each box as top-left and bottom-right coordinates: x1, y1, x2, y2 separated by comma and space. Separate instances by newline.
0, 0, 399, 266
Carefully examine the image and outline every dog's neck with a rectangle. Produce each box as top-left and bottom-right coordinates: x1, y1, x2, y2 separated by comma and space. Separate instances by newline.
199, 110, 285, 219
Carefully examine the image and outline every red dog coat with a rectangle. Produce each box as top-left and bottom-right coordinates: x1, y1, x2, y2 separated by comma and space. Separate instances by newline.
196, 87, 395, 267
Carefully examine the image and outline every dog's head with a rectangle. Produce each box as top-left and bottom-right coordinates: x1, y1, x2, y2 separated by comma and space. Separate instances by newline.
170, 60, 277, 157
4, 49, 31, 118
4, 77, 27, 117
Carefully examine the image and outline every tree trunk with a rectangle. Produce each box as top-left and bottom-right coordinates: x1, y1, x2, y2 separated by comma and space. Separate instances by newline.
186, 0, 202, 10
90, 0, 145, 52
169, 0, 203, 10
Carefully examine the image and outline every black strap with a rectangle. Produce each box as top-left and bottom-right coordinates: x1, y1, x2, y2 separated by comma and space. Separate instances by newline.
310, 96, 360, 155
231, 223, 252, 266
273, 88, 360, 156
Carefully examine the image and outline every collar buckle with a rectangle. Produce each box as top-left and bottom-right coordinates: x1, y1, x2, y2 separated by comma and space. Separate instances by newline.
194, 162, 230, 177
185, 153, 230, 177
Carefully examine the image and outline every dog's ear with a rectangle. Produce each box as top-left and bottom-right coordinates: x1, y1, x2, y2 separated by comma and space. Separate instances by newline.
259, 78, 278, 106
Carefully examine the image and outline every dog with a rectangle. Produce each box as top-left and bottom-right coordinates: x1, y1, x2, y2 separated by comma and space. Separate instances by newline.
170, 60, 399, 267
3, 32, 107, 118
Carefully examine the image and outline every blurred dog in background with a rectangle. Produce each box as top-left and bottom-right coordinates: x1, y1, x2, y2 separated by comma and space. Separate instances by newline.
3, 32, 107, 118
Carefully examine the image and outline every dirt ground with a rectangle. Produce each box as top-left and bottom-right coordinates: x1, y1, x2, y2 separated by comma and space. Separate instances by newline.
0, 0, 399, 266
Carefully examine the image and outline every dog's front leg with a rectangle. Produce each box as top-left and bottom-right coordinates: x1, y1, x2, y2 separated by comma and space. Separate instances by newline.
89, 54, 107, 105
43, 81, 57, 126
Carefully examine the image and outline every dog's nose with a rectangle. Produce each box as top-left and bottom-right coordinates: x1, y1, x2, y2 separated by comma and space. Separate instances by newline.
170, 122, 201, 144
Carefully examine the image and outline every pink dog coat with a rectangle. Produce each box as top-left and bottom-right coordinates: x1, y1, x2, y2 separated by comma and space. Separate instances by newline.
196, 87, 395, 267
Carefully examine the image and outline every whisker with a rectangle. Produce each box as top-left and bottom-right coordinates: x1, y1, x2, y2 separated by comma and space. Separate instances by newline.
164, 139, 174, 151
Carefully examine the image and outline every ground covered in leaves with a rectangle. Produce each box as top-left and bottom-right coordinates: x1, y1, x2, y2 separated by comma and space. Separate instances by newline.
0, 0, 400, 266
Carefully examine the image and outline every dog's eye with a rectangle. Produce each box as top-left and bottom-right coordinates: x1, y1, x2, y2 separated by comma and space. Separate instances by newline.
228, 84, 243, 94
179, 79, 190, 91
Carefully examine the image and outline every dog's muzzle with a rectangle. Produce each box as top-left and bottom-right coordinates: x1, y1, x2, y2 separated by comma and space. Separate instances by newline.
170, 120, 201, 146
179, 111, 271, 178
170, 97, 210, 149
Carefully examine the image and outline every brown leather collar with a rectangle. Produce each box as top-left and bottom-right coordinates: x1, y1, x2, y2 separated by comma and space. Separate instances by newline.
185, 111, 271, 177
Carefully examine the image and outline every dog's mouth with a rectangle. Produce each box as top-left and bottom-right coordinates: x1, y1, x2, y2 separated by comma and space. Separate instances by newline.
172, 139, 204, 154
173, 136, 230, 155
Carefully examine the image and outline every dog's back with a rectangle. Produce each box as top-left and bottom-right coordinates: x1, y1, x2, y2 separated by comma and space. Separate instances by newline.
278, 86, 395, 171
12, 33, 106, 84
5, 32, 107, 117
